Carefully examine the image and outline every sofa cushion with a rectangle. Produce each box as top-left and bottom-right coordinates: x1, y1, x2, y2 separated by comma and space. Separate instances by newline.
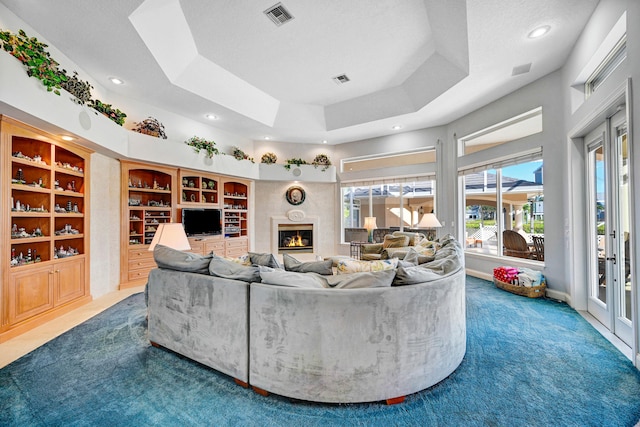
209, 255, 261, 282
283, 254, 333, 275
382, 235, 409, 249
249, 252, 281, 268
336, 258, 398, 274
153, 245, 212, 274
328, 269, 396, 289
258, 266, 328, 288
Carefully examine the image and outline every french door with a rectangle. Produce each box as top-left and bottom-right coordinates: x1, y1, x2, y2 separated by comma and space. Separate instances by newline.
586, 110, 633, 346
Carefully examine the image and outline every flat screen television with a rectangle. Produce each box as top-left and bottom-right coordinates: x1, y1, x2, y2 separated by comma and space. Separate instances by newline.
182, 208, 222, 236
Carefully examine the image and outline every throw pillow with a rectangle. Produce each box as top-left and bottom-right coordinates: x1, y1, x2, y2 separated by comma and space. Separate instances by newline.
224, 253, 251, 266
153, 245, 212, 274
392, 231, 423, 246
249, 252, 281, 268
283, 253, 333, 275
209, 255, 261, 282
328, 269, 395, 289
336, 258, 398, 274
402, 247, 421, 265
382, 234, 409, 249
258, 266, 328, 288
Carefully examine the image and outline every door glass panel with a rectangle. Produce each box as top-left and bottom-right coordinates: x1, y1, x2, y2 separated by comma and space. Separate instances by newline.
616, 127, 631, 321
592, 145, 607, 304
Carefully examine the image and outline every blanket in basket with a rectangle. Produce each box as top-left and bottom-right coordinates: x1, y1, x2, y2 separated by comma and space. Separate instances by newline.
494, 267, 544, 287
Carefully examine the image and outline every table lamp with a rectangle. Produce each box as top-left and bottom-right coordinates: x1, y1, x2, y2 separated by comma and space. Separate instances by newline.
417, 213, 442, 240
363, 216, 377, 243
148, 223, 191, 252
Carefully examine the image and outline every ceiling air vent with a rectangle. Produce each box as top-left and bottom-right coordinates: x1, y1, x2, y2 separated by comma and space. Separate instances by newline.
332, 74, 350, 85
264, 3, 294, 26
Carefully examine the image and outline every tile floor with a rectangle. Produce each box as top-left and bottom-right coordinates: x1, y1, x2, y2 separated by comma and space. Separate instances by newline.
0, 286, 145, 368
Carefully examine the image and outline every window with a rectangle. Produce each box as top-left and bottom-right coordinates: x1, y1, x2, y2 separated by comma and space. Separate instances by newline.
341, 178, 436, 243
460, 107, 542, 155
461, 157, 544, 261
341, 148, 436, 173
585, 36, 626, 98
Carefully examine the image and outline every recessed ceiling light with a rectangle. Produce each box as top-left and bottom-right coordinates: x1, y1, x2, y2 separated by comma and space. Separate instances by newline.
528, 25, 550, 39
322, 140, 328, 144
205, 114, 218, 120
264, 136, 271, 140
61, 135, 74, 141
392, 125, 403, 130
109, 77, 124, 85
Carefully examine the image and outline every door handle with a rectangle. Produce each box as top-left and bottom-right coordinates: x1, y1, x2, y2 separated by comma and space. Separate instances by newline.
606, 255, 617, 264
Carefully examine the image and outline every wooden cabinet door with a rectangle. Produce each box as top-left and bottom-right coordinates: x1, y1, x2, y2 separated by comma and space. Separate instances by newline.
9, 264, 54, 325
54, 258, 86, 306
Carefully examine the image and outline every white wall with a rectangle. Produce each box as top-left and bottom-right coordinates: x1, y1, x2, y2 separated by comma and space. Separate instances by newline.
446, 72, 566, 294
253, 181, 337, 259
89, 153, 121, 297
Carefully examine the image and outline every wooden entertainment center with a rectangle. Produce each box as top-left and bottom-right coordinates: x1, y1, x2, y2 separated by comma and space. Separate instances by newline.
120, 161, 250, 288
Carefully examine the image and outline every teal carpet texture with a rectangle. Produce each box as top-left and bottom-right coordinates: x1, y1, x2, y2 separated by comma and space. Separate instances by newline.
2, 276, 640, 426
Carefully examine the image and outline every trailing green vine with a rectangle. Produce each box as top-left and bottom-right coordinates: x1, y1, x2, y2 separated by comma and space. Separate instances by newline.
0, 28, 128, 126
0, 29, 66, 95
185, 136, 219, 158
283, 158, 308, 170
232, 147, 254, 163
88, 99, 127, 126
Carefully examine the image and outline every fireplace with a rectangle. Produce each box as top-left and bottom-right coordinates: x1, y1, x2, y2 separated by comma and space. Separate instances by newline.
278, 224, 313, 253
271, 214, 319, 256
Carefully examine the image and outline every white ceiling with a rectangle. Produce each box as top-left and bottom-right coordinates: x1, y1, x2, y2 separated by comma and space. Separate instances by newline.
0, 0, 599, 144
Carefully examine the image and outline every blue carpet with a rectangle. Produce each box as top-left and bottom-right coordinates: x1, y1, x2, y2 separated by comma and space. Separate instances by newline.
2, 276, 640, 426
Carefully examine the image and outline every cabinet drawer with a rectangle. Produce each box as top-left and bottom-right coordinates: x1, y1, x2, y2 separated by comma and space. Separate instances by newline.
225, 238, 248, 250
128, 258, 157, 271
128, 248, 155, 260
205, 241, 225, 254
187, 240, 205, 254
128, 268, 152, 282
226, 248, 248, 258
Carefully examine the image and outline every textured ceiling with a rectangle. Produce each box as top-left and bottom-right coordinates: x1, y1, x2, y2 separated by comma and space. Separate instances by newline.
0, 0, 599, 144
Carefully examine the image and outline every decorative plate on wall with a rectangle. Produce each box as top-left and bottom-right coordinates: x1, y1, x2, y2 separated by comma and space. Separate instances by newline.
286, 186, 305, 206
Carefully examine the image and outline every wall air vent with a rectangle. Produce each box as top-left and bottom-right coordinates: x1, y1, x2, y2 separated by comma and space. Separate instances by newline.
264, 3, 294, 26
512, 63, 532, 76
332, 74, 350, 85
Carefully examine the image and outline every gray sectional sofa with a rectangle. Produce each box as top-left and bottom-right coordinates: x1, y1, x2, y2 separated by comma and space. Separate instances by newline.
146, 237, 466, 404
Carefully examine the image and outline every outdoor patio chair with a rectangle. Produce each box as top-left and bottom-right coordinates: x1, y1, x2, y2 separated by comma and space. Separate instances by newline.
503, 230, 534, 259
531, 235, 544, 261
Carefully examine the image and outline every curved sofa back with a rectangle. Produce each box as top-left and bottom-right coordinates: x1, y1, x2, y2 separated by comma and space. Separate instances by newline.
249, 266, 466, 403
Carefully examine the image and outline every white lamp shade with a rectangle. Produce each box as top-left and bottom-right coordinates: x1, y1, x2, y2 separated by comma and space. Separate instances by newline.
417, 213, 442, 228
148, 223, 191, 251
363, 217, 378, 230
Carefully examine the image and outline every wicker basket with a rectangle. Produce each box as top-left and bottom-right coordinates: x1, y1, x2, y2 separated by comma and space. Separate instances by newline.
494, 278, 546, 298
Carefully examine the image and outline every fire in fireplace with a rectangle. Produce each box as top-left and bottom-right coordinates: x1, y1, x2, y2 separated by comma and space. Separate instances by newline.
278, 224, 313, 253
